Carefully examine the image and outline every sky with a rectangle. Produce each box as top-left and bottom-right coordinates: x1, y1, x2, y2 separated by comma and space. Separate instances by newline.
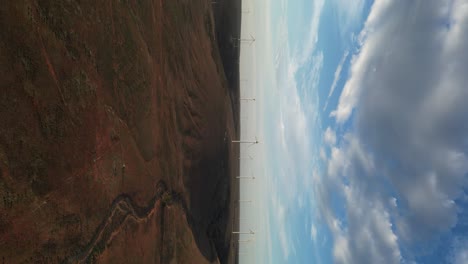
239, 0, 468, 263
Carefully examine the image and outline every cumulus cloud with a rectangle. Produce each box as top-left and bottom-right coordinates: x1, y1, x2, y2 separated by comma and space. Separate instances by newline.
340, 184, 401, 264
316, 135, 400, 264
320, 0, 468, 263
327, 146, 346, 179
324, 127, 337, 146
353, 0, 468, 240
453, 249, 468, 264
448, 238, 468, 264
319, 147, 327, 161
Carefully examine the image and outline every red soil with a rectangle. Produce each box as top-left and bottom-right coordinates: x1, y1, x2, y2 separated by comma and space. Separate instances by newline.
0, 0, 240, 263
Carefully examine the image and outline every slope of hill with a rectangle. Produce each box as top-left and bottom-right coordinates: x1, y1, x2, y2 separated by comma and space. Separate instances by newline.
0, 0, 240, 263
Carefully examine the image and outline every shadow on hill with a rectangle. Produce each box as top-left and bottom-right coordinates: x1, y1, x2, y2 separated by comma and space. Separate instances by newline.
212, 0, 242, 130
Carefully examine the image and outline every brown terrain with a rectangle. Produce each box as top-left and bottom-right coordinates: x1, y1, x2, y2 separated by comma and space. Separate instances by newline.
0, 0, 241, 263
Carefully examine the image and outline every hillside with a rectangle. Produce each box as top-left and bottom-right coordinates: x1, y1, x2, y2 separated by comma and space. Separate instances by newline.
0, 1, 240, 263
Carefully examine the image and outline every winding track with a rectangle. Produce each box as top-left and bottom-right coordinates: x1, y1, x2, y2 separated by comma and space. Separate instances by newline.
62, 181, 197, 264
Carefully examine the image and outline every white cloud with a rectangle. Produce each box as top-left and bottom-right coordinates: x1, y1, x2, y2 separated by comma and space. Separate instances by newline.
299, 0, 325, 65
351, 0, 468, 239
454, 250, 468, 264
324, 127, 337, 146
318, 136, 401, 264
319, 147, 327, 161
333, 233, 351, 264
327, 146, 346, 179
266, 1, 326, 259
323, 51, 349, 111
342, 183, 401, 264
277, 200, 290, 258
330, 0, 394, 123
248, 0, 327, 262
270, 193, 297, 260
311, 224, 317, 242
303, 52, 324, 109
448, 238, 468, 264
270, 1, 324, 209
332, 0, 366, 41
320, 0, 468, 262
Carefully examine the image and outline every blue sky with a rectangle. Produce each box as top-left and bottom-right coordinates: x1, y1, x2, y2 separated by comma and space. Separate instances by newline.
240, 0, 468, 263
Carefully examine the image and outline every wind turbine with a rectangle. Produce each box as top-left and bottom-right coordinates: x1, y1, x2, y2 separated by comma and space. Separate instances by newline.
233, 229, 255, 235
236, 176, 255, 180
230, 34, 255, 47
240, 98, 256, 101
231, 137, 259, 144
238, 238, 254, 243
239, 154, 253, 160
239, 34, 256, 45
